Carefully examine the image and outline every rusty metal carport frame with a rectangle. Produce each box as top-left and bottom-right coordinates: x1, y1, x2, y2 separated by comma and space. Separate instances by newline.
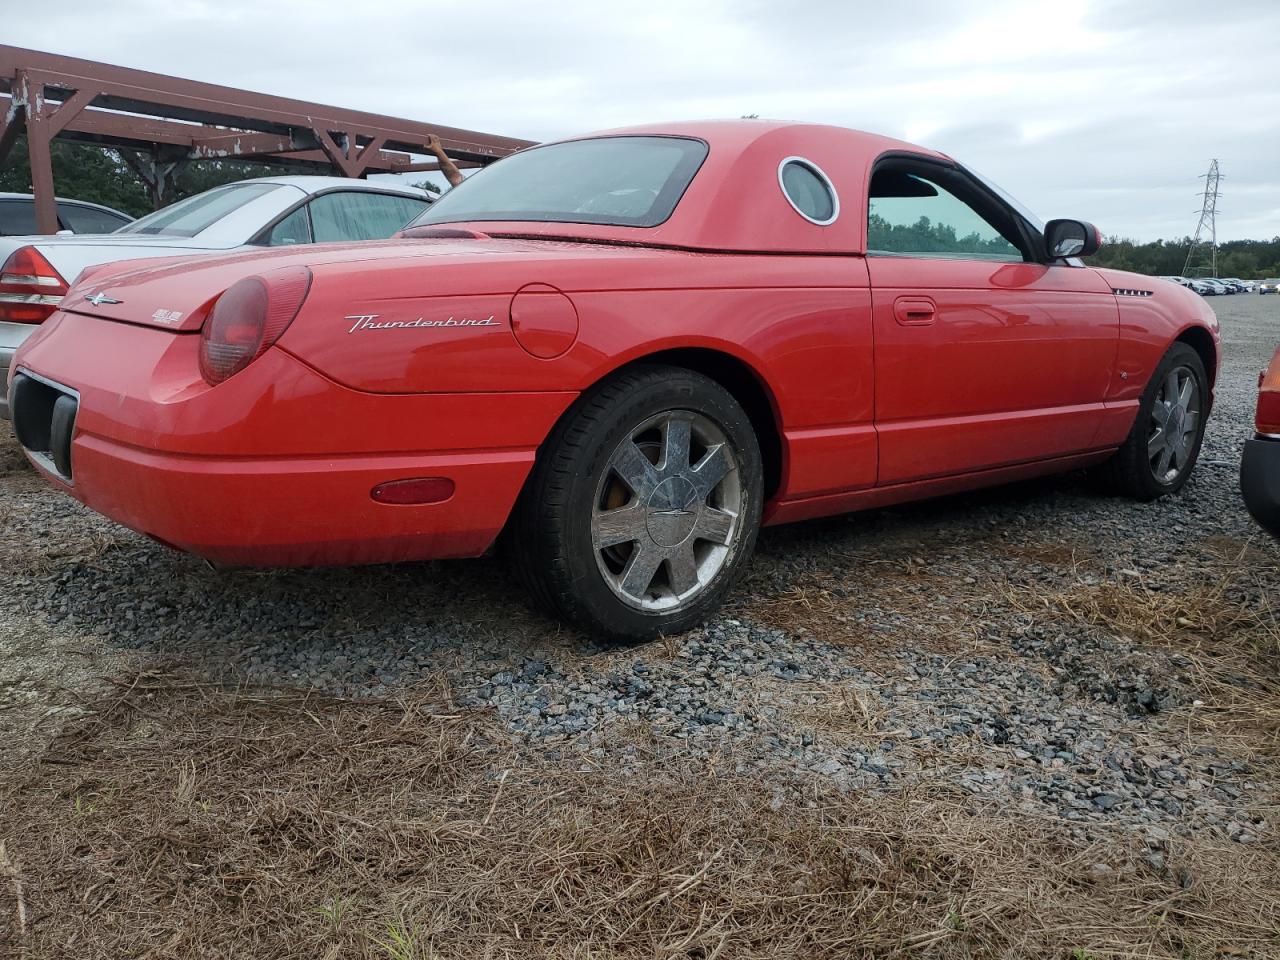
0, 45, 534, 233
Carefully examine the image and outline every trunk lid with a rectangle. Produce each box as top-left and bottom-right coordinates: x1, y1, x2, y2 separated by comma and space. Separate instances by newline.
56, 237, 566, 332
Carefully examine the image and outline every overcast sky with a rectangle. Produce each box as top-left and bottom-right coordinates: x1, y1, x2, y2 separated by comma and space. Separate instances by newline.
12, 0, 1280, 241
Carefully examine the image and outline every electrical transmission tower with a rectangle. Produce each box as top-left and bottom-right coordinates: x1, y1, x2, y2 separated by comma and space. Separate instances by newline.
1183, 159, 1222, 277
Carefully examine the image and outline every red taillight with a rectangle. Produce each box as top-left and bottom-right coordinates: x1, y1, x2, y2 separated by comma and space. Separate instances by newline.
0, 246, 69, 324
1257, 349, 1280, 435
198, 266, 311, 385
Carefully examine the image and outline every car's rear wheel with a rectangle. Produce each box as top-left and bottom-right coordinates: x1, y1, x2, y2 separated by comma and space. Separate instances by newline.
1097, 342, 1208, 501
508, 364, 763, 642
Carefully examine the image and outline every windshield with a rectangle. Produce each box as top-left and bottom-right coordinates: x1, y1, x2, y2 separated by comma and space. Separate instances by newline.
408, 136, 708, 229
117, 182, 283, 237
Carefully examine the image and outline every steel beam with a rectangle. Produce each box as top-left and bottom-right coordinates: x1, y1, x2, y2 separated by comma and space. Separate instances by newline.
189, 130, 306, 160
0, 93, 466, 175
0, 45, 532, 163
119, 146, 190, 208
0, 44, 532, 232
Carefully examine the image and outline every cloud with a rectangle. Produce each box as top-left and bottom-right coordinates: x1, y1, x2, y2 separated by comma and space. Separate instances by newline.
10, 0, 1280, 240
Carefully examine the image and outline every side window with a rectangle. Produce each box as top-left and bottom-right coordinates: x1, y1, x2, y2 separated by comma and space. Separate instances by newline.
867, 164, 1026, 262
308, 192, 430, 242
263, 206, 312, 246
0, 200, 38, 236
57, 203, 130, 234
779, 158, 838, 225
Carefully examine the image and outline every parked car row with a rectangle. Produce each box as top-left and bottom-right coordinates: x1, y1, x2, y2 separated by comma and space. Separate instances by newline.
1159, 275, 1262, 296
0, 177, 432, 418
4, 120, 1226, 639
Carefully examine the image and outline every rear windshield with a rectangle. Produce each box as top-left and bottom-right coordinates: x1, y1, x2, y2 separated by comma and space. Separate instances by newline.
117, 182, 283, 237
408, 136, 708, 229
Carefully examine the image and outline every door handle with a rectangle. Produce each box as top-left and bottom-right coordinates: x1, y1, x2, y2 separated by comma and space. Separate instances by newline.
893, 296, 937, 326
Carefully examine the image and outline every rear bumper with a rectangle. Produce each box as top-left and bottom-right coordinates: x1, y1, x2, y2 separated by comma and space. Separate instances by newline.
1241, 435, 1280, 537
59, 432, 536, 565
12, 311, 576, 565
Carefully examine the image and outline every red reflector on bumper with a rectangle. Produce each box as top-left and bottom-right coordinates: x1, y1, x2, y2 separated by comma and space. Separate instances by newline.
371, 477, 456, 505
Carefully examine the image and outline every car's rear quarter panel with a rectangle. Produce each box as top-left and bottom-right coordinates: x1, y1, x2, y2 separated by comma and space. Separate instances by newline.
17, 311, 574, 563
279, 249, 877, 499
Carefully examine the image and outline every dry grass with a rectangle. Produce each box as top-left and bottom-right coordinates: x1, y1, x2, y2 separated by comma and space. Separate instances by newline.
1005, 539, 1280, 758
745, 556, 990, 662
2, 672, 1278, 960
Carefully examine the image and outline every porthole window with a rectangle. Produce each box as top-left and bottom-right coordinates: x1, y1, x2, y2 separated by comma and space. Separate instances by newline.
778, 157, 839, 225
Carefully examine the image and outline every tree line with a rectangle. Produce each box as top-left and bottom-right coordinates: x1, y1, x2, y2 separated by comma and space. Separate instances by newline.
868, 213, 1021, 258
1084, 236, 1280, 279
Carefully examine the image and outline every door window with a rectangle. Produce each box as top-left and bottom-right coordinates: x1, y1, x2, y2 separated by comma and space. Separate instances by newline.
263, 206, 312, 246
308, 192, 429, 242
0, 200, 37, 236
867, 163, 1027, 262
57, 203, 131, 234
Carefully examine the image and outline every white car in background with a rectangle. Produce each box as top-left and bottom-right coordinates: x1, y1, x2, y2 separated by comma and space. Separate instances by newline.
0, 176, 432, 417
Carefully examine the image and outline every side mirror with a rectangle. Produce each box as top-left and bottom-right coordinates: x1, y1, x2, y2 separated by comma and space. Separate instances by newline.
1044, 219, 1101, 259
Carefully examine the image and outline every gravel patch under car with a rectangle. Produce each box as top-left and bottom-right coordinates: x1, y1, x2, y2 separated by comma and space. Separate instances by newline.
2, 294, 1277, 846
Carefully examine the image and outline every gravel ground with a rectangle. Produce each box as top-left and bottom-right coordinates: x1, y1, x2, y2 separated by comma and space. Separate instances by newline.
2, 292, 1278, 845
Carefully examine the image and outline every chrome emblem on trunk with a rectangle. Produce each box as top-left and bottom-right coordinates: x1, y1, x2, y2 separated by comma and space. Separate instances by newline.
84, 292, 122, 306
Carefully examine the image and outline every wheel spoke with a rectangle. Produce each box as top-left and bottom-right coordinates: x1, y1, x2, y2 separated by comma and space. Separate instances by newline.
619, 542, 664, 599
1147, 429, 1166, 460
1178, 375, 1194, 410
666, 542, 700, 595
690, 442, 734, 497
1182, 410, 1199, 437
1151, 402, 1171, 427
694, 507, 736, 545
611, 441, 660, 498
592, 503, 647, 549
662, 415, 693, 474
1155, 444, 1174, 478
1164, 369, 1180, 403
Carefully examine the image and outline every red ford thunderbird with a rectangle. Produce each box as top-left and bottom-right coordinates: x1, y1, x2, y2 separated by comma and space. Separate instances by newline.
7, 122, 1219, 640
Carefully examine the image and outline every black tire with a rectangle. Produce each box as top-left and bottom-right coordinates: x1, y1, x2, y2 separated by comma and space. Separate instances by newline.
507, 364, 763, 642
1096, 342, 1209, 501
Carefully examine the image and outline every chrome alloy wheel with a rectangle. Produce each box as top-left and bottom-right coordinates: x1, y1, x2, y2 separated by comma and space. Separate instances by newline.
591, 410, 742, 612
1148, 364, 1201, 484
